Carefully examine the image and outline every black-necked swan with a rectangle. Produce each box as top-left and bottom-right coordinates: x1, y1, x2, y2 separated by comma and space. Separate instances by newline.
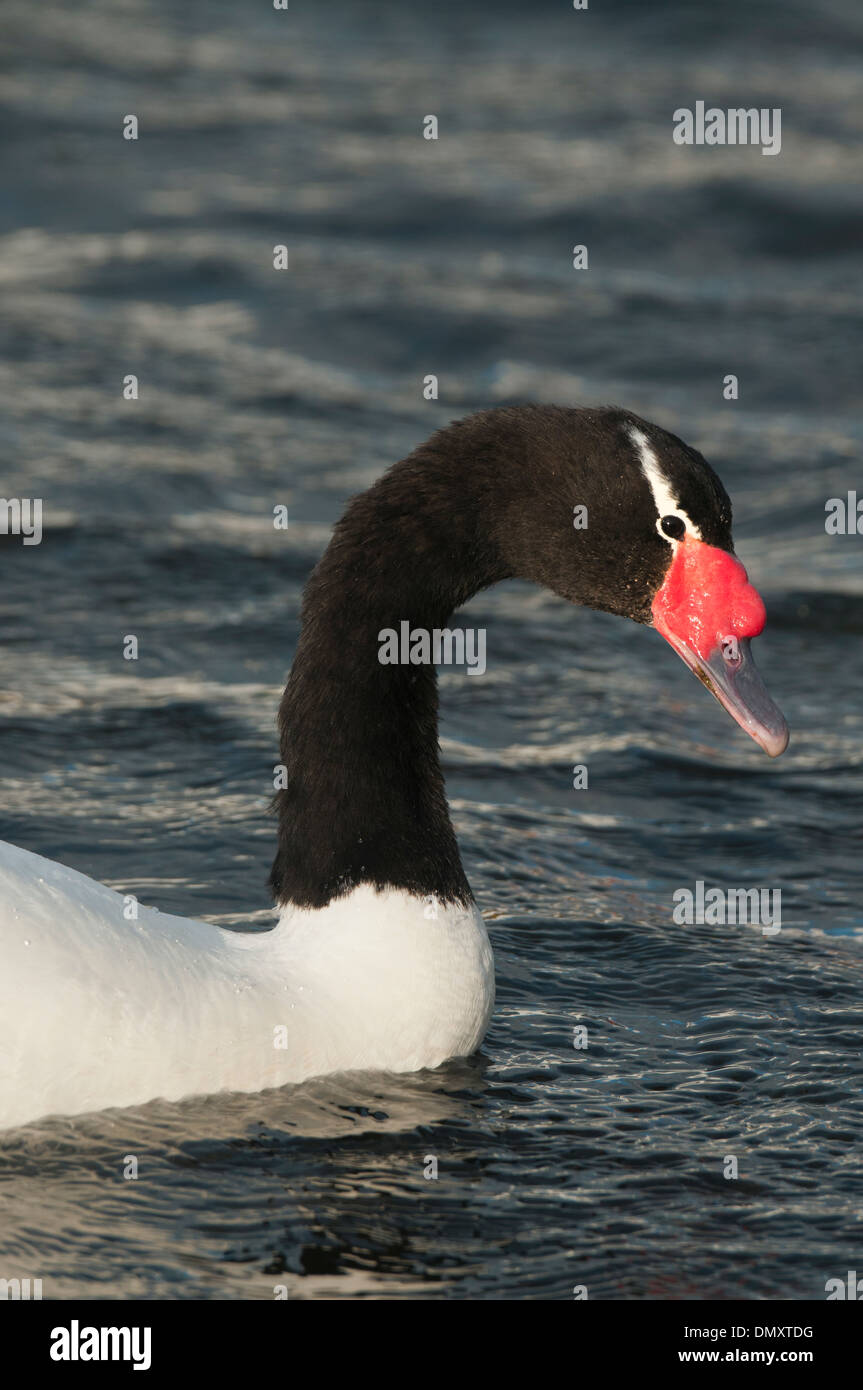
0, 405, 788, 1130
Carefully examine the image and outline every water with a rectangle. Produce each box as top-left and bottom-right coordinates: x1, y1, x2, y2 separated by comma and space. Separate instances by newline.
0, 0, 862, 1300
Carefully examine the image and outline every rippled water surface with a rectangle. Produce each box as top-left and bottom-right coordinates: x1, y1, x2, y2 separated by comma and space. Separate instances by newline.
1, 0, 862, 1299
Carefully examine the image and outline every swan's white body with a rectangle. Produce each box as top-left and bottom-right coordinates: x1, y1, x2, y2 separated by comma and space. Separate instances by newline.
0, 839, 494, 1130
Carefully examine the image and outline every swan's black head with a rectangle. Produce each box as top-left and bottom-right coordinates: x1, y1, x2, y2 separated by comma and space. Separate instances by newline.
461, 405, 788, 756
485, 404, 733, 622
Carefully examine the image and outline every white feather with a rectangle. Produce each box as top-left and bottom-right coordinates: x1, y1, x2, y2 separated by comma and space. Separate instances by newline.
629, 425, 701, 541
0, 839, 494, 1130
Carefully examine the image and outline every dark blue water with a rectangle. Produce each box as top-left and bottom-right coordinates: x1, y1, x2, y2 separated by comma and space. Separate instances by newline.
0, 0, 862, 1299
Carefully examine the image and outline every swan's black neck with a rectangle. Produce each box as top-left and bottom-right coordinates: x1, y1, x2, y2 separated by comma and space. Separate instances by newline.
268, 403, 715, 909
270, 415, 513, 909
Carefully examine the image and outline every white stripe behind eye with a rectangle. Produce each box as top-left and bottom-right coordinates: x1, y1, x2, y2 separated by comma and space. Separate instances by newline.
628, 426, 702, 541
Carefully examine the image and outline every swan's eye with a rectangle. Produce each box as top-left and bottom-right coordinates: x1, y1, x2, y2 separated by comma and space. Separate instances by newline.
660, 514, 686, 540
